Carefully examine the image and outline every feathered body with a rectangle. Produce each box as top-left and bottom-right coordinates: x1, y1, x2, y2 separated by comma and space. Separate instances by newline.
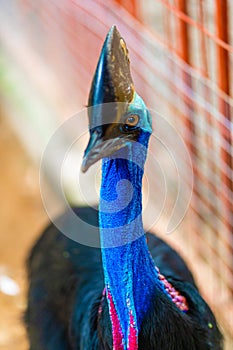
26, 26, 223, 349
26, 208, 222, 349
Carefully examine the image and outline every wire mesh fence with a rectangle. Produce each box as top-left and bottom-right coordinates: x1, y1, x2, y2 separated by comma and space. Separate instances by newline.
137, 0, 233, 339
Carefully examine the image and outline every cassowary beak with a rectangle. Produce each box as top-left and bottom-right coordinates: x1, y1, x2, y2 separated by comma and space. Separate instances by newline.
81, 25, 135, 173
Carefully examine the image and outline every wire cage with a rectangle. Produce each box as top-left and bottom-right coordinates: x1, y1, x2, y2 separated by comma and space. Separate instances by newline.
0, 0, 232, 347
138, 0, 233, 341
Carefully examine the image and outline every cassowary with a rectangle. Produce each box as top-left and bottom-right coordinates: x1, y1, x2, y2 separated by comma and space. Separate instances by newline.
25, 26, 223, 349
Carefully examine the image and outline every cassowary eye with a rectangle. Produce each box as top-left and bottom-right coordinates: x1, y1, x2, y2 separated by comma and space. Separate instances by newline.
125, 114, 139, 127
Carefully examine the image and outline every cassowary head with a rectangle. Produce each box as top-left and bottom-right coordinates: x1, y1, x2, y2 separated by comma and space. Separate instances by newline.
82, 25, 152, 173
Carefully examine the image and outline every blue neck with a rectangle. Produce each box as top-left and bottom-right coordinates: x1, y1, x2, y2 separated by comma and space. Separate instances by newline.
99, 133, 167, 349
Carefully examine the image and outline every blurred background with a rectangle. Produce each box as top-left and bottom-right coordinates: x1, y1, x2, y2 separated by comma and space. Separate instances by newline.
0, 0, 232, 349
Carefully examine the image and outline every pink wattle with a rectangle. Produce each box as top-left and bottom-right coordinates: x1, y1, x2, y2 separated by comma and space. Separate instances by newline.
128, 312, 138, 350
107, 290, 124, 350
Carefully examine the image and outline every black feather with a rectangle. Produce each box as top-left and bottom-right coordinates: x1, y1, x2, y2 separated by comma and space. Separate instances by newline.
25, 206, 223, 349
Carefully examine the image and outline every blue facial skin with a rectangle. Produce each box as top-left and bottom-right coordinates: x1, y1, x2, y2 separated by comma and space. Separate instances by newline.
99, 92, 170, 347
127, 93, 153, 134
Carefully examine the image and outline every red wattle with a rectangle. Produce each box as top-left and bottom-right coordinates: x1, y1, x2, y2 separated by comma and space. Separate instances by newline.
128, 312, 138, 350
107, 290, 124, 350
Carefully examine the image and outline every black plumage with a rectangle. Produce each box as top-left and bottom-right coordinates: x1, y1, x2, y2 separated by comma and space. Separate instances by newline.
25, 207, 222, 349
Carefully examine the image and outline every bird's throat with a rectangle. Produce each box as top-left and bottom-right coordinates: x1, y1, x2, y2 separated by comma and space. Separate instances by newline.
99, 148, 159, 350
